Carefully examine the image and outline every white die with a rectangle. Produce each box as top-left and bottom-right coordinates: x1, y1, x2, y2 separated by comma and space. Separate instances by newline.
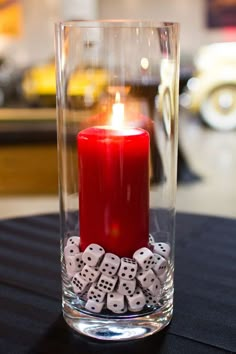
80, 289, 89, 301
66, 236, 80, 247
153, 243, 170, 259
71, 273, 89, 294
66, 269, 75, 279
111, 304, 128, 314
158, 271, 168, 284
97, 274, 118, 293
65, 253, 84, 276
85, 299, 104, 313
99, 253, 120, 276
117, 278, 136, 296
136, 269, 156, 288
153, 254, 167, 276
148, 234, 155, 245
64, 244, 80, 259
65, 256, 77, 278
81, 264, 100, 283
133, 247, 156, 271
147, 277, 161, 296
82, 244, 105, 267
144, 292, 161, 306
107, 292, 125, 312
126, 288, 146, 311
118, 257, 138, 280
128, 306, 143, 312
87, 283, 106, 303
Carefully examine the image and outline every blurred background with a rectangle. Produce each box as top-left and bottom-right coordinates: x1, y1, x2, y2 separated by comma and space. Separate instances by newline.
0, 0, 235, 219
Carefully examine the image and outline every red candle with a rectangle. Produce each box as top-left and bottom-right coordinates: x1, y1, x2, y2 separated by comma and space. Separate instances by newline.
77, 126, 149, 257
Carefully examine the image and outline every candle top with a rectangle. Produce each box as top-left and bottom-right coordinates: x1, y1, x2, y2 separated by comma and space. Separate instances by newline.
78, 126, 148, 138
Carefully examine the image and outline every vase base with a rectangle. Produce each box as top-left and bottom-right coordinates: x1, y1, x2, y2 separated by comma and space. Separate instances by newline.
63, 300, 173, 341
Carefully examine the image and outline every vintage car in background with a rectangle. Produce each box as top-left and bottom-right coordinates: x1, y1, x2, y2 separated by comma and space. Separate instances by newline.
21, 62, 108, 108
180, 42, 236, 131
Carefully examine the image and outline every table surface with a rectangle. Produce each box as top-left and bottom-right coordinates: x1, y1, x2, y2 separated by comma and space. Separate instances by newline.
0, 212, 235, 354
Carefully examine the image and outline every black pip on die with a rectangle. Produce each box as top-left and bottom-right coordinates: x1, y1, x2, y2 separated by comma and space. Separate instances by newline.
64, 240, 171, 314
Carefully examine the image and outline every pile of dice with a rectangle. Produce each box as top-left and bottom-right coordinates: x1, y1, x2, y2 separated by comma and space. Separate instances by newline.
64, 236, 170, 314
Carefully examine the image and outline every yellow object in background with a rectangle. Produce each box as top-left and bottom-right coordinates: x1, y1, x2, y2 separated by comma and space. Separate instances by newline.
0, 0, 22, 37
22, 63, 56, 96
22, 62, 108, 107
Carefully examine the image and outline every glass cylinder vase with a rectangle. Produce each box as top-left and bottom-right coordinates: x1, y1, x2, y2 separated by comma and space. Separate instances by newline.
55, 20, 180, 341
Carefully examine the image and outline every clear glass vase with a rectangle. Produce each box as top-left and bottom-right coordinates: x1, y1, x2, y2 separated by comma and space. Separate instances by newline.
55, 20, 180, 341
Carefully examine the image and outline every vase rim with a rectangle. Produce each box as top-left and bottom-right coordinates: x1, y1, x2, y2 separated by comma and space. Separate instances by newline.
55, 19, 179, 30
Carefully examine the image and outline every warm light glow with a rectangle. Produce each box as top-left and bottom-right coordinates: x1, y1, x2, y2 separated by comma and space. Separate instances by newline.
111, 92, 124, 128
141, 57, 149, 70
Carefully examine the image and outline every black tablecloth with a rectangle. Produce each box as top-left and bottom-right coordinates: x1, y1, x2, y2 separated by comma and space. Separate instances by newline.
0, 213, 235, 354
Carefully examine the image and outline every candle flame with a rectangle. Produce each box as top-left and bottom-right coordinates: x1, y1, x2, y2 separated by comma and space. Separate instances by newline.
115, 92, 120, 102
111, 92, 124, 128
